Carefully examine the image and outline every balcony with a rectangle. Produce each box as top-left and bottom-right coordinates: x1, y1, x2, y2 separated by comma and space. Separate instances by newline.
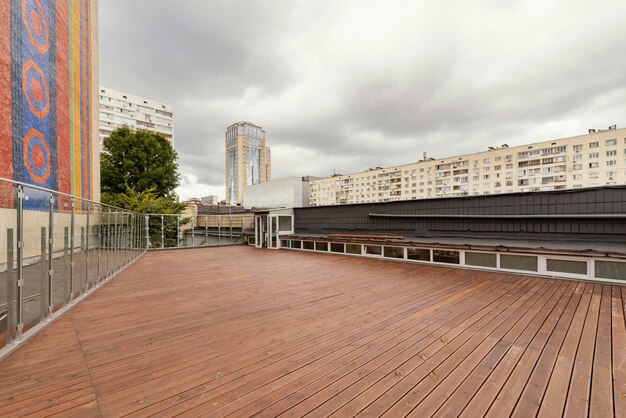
0, 246, 623, 416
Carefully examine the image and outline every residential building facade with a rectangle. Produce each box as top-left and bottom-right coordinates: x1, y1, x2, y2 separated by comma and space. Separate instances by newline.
310, 127, 626, 206
98, 86, 174, 149
225, 121, 271, 205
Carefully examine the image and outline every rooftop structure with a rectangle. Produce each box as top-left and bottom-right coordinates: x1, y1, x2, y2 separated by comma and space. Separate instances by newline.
98, 86, 174, 149
310, 127, 626, 206
1, 246, 624, 417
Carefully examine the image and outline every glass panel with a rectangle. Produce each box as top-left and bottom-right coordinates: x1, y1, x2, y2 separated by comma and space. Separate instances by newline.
547, 259, 587, 275
271, 217, 277, 248
53, 196, 72, 308
315, 242, 328, 251
500, 254, 538, 272
0, 182, 16, 347
291, 240, 302, 249
280, 240, 290, 248
433, 250, 460, 264
22, 186, 47, 329
330, 243, 344, 253
365, 245, 382, 256
384, 246, 404, 259
278, 216, 292, 232
595, 260, 626, 281
346, 244, 362, 255
466, 252, 497, 268
302, 241, 314, 250
407, 248, 430, 262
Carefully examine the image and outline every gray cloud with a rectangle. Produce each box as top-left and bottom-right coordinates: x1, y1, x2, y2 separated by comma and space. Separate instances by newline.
99, 0, 626, 200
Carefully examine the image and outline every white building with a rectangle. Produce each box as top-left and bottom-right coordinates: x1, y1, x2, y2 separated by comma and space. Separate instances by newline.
98, 86, 174, 149
310, 127, 626, 206
243, 176, 317, 209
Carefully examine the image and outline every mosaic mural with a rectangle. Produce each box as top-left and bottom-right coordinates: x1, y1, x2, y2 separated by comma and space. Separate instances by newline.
0, 0, 95, 206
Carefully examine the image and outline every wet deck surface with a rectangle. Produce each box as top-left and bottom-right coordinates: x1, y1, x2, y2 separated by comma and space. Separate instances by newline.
0, 246, 624, 417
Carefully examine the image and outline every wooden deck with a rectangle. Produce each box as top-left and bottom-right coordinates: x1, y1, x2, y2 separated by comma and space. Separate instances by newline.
0, 246, 624, 417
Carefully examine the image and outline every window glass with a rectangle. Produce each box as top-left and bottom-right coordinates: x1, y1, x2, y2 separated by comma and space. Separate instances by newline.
547, 259, 587, 275
595, 260, 626, 281
280, 240, 290, 248
466, 252, 497, 268
346, 244, 362, 255
315, 242, 328, 252
278, 216, 292, 232
330, 243, 344, 253
291, 240, 302, 249
433, 250, 460, 264
500, 254, 538, 271
407, 248, 430, 261
302, 241, 315, 250
384, 246, 404, 259
365, 245, 382, 256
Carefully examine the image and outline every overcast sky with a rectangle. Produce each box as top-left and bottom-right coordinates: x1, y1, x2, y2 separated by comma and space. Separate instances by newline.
99, 0, 626, 201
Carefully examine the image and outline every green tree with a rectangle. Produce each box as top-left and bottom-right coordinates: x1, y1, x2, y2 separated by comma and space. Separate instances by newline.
101, 126, 180, 198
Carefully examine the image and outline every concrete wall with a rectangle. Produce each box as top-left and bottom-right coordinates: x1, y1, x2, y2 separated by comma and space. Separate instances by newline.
243, 177, 308, 209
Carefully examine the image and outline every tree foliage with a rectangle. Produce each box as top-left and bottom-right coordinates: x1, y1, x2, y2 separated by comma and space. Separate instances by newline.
101, 126, 180, 198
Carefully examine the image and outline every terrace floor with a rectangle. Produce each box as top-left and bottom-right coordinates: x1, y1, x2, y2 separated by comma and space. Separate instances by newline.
0, 246, 624, 417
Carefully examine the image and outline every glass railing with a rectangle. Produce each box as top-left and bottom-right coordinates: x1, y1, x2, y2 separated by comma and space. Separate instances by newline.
143, 213, 254, 249
0, 178, 146, 354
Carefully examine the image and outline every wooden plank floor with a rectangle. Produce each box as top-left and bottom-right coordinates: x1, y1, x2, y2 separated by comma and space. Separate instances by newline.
0, 246, 624, 417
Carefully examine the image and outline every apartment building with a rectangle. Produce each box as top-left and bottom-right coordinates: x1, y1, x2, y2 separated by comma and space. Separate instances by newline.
98, 86, 174, 149
310, 127, 626, 206
225, 121, 272, 205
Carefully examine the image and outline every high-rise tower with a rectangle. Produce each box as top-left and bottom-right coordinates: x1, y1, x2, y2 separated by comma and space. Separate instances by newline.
225, 121, 271, 205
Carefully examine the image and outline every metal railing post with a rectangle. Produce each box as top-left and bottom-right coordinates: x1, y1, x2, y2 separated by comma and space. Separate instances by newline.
113, 209, 118, 271
69, 199, 75, 301
191, 216, 195, 247
6, 229, 14, 345
40, 227, 47, 322
229, 213, 233, 244
85, 201, 90, 290
218, 215, 221, 245
63, 227, 69, 303
97, 205, 102, 283
15, 185, 24, 340
205, 215, 208, 246
161, 215, 164, 248
47, 193, 54, 317
176, 215, 180, 247
105, 207, 110, 277
145, 215, 149, 249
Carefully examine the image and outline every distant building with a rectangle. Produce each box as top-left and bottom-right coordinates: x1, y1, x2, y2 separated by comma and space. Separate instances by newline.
98, 86, 174, 149
201, 195, 219, 206
225, 121, 271, 205
243, 176, 319, 210
310, 127, 626, 206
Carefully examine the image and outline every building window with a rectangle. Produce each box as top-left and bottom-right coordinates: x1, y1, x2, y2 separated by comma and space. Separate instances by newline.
573, 144, 584, 152
606, 139, 617, 146
589, 142, 599, 148
607, 160, 617, 166
607, 150, 617, 157
589, 152, 599, 159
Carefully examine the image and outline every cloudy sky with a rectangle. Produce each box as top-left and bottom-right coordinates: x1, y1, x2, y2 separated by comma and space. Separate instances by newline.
99, 0, 626, 200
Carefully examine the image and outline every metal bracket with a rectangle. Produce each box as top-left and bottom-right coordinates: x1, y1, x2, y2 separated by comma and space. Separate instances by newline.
17, 279, 24, 287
